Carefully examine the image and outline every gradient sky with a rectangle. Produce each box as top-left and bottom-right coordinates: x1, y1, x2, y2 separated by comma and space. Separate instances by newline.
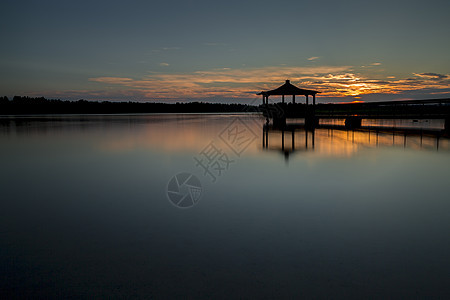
1, 0, 449, 103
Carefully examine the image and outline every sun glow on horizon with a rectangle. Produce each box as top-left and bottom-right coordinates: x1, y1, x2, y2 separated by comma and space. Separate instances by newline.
81, 66, 450, 101
24, 66, 449, 102
337, 100, 365, 104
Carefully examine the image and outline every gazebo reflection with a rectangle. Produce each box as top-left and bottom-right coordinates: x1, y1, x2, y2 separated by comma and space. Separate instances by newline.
262, 123, 315, 161
262, 121, 449, 161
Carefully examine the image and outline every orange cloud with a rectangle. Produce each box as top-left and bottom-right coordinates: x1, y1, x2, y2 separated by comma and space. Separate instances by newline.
89, 66, 352, 99
89, 77, 134, 85
87, 67, 450, 100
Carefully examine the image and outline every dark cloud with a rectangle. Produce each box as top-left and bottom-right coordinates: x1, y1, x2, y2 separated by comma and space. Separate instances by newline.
415, 73, 448, 80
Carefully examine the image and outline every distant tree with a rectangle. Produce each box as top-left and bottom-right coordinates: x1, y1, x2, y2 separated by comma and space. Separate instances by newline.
0, 96, 9, 104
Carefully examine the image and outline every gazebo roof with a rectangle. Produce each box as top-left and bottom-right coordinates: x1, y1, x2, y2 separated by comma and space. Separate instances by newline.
257, 80, 319, 96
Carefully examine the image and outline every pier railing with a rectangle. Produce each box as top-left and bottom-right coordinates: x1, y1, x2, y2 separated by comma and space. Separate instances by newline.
260, 98, 450, 133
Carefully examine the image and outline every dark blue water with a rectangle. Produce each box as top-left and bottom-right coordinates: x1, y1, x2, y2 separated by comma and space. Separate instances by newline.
1, 114, 449, 298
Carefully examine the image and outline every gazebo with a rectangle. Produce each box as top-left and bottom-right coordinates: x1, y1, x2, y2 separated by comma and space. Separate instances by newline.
257, 80, 320, 105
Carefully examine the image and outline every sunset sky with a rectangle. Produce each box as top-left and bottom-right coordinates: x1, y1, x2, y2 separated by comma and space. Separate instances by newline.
1, 0, 449, 103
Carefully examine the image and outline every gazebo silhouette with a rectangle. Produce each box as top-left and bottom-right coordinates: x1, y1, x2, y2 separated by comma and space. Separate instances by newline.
257, 80, 320, 105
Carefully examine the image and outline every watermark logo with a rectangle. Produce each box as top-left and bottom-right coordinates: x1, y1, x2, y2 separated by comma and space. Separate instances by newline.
166, 110, 260, 208
194, 141, 235, 183
219, 118, 257, 156
166, 172, 202, 209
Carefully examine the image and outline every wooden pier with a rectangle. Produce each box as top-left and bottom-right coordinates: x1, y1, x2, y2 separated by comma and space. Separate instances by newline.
257, 82, 450, 135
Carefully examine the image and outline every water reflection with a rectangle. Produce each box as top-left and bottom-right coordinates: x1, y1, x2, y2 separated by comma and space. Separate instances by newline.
1, 115, 449, 159
1, 114, 450, 298
0, 114, 260, 154
262, 122, 450, 161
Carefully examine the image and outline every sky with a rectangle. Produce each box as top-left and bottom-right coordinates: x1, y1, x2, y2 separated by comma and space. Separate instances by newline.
1, 0, 449, 103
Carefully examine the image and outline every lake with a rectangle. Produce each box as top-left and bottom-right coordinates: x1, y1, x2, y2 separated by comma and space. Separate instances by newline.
1, 114, 449, 298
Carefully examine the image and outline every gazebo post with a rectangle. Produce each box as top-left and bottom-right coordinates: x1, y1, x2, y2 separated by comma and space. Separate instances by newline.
292, 130, 295, 151
282, 95, 284, 104
292, 94, 295, 104
313, 94, 316, 115
306, 95, 309, 106
312, 128, 315, 149
305, 129, 308, 148
262, 126, 265, 148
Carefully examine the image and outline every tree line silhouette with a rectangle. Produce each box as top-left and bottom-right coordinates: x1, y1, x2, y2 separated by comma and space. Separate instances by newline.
2, 96, 449, 117
0, 96, 256, 114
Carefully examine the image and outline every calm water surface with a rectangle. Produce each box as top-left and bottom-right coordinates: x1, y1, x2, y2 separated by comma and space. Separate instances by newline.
1, 114, 449, 298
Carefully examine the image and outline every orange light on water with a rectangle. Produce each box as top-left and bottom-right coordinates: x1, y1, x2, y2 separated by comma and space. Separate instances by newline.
337, 100, 365, 104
